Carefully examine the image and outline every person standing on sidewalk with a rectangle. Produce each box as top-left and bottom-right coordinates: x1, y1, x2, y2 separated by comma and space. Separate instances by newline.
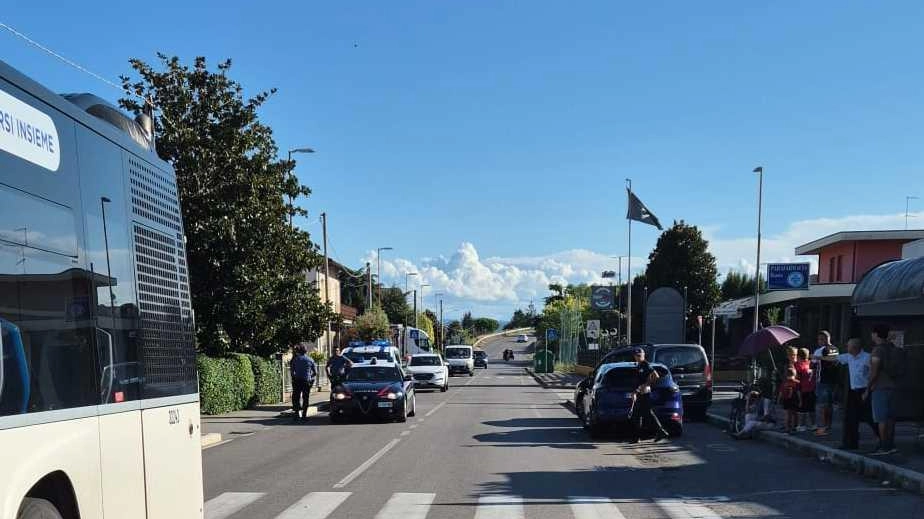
290, 345, 318, 421
795, 348, 815, 432
821, 338, 878, 450
867, 324, 898, 455
631, 347, 669, 443
812, 331, 840, 437
326, 347, 353, 388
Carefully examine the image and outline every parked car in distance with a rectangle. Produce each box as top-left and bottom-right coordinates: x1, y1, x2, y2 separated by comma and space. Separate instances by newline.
406, 353, 449, 392
574, 344, 712, 420
580, 362, 683, 438
445, 345, 475, 376
473, 349, 488, 369
329, 362, 416, 423
516, 334, 529, 343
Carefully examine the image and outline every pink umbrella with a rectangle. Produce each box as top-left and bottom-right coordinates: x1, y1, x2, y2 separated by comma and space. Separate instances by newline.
738, 325, 800, 358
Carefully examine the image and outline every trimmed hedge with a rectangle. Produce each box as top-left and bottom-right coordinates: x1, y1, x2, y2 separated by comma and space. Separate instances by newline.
248, 354, 282, 406
197, 353, 256, 415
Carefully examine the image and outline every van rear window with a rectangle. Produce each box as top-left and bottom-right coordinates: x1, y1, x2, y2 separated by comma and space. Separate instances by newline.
656, 347, 706, 374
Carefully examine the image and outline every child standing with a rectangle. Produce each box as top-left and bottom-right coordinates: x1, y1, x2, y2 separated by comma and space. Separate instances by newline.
795, 348, 815, 432
778, 367, 801, 434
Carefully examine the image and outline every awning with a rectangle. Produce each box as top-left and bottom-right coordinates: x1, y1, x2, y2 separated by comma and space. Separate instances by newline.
852, 256, 924, 317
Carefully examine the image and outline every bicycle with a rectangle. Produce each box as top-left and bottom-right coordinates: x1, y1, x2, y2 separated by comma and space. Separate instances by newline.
727, 380, 756, 435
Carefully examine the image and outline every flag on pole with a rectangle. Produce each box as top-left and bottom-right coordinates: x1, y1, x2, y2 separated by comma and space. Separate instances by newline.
626, 188, 663, 230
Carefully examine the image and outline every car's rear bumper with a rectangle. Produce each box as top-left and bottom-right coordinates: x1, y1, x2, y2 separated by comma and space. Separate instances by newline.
474, 361, 488, 367
680, 387, 713, 408
412, 377, 446, 388
448, 365, 473, 374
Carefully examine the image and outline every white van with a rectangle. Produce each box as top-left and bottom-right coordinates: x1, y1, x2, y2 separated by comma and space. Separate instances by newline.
444, 345, 474, 376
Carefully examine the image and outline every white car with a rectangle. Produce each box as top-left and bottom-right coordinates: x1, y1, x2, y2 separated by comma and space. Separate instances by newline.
406, 353, 449, 392
516, 334, 529, 343
444, 345, 475, 376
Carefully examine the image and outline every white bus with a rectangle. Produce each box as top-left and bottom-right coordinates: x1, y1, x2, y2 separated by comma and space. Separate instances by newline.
1, 59, 202, 518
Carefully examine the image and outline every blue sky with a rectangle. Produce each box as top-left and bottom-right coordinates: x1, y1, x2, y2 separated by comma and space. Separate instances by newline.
3, 2, 923, 318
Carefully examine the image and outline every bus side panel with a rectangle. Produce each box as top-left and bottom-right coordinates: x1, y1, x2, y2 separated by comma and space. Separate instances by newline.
141, 401, 203, 519
99, 409, 146, 519
0, 417, 103, 519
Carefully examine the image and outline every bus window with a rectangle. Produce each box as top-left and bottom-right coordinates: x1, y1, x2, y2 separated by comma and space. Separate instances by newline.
0, 193, 98, 415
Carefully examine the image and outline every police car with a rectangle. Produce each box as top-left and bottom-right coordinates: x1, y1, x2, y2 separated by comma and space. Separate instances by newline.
343, 340, 402, 365
329, 359, 417, 423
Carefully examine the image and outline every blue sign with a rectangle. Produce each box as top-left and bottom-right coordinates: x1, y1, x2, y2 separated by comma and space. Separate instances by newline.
409, 329, 419, 339
767, 263, 811, 291
546, 328, 558, 341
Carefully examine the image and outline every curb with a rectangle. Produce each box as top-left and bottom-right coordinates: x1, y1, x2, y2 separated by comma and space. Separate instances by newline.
705, 412, 924, 495
525, 368, 579, 390
200, 433, 222, 448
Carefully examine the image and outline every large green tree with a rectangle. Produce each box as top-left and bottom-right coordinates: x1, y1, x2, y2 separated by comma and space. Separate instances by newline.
645, 221, 720, 338
119, 55, 335, 356
379, 286, 412, 324
354, 306, 390, 341
471, 317, 499, 335
720, 271, 766, 300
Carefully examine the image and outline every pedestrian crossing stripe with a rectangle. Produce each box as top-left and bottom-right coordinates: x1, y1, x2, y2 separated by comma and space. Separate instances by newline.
204, 492, 728, 519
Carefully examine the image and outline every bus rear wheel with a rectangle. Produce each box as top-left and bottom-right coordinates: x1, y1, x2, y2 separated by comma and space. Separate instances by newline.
18, 498, 64, 519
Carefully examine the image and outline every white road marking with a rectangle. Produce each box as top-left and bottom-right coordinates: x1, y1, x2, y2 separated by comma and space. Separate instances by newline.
204, 492, 264, 519
425, 400, 447, 417
400, 430, 411, 437
275, 492, 351, 519
530, 404, 542, 418
656, 498, 722, 519
333, 439, 401, 488
409, 424, 419, 429
374, 492, 436, 519
474, 495, 524, 519
202, 439, 234, 450
569, 497, 627, 519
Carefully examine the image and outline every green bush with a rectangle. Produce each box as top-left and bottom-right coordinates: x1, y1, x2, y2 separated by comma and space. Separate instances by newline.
248, 354, 282, 405
197, 353, 256, 415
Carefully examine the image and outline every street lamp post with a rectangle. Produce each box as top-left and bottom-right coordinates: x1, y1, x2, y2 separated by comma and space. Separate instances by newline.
419, 283, 431, 330
752, 166, 764, 333
376, 247, 393, 304
906, 196, 920, 230
404, 272, 418, 330
287, 147, 315, 228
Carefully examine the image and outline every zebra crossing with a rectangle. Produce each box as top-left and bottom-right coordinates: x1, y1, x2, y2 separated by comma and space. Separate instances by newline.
205, 491, 727, 519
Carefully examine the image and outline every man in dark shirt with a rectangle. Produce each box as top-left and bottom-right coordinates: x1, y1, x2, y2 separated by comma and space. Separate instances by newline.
632, 347, 669, 443
290, 345, 317, 421
326, 347, 353, 388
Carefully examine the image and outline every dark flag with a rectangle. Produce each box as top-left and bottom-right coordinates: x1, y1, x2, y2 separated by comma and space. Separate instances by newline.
626, 188, 663, 230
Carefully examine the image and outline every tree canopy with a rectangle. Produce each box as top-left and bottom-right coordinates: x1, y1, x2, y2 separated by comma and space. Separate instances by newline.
354, 306, 390, 341
119, 54, 335, 356
379, 286, 412, 325
645, 221, 720, 337
720, 271, 766, 301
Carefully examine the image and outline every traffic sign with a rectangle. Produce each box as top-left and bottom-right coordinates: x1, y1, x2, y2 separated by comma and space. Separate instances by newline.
590, 285, 615, 310
586, 320, 601, 339
546, 328, 558, 341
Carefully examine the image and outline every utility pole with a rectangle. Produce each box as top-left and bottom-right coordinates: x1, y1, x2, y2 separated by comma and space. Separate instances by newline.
413, 289, 418, 330
366, 262, 372, 309
439, 298, 444, 350
321, 212, 331, 357
376, 247, 393, 303
753, 166, 764, 333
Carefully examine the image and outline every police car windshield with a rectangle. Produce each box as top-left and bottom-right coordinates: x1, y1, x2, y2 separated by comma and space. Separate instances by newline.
410, 356, 441, 366
446, 347, 471, 359
345, 366, 401, 382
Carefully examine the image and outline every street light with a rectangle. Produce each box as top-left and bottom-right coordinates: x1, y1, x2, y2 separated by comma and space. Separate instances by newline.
376, 247, 393, 303
906, 196, 919, 230
418, 283, 431, 329
753, 166, 764, 333
404, 272, 418, 330
287, 147, 315, 227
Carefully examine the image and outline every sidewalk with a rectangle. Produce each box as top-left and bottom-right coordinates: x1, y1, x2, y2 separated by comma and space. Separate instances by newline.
525, 367, 583, 389
708, 392, 924, 495
201, 387, 330, 448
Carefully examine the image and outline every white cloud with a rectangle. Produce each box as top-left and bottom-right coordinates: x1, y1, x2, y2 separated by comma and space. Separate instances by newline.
360, 211, 920, 319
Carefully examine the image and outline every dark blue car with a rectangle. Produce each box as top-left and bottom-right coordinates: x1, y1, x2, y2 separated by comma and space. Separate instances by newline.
580, 362, 684, 438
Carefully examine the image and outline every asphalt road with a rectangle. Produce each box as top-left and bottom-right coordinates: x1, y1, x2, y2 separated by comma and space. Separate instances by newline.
202, 335, 924, 519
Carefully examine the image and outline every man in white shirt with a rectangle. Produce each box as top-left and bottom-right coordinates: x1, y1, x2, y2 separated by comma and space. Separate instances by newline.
823, 338, 879, 450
